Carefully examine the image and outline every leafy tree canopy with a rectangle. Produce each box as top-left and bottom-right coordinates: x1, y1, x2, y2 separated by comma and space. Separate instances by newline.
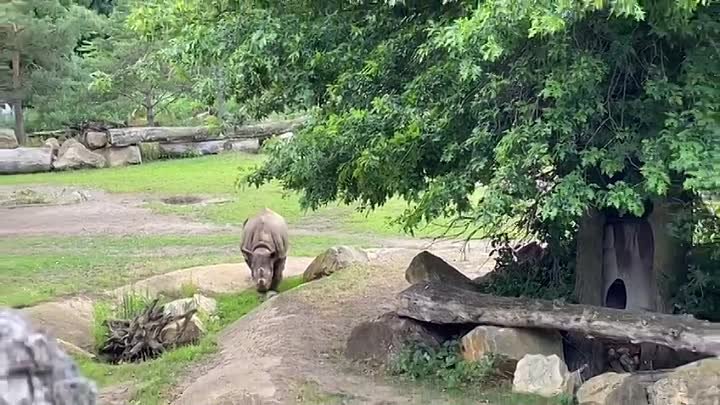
107, 1, 720, 239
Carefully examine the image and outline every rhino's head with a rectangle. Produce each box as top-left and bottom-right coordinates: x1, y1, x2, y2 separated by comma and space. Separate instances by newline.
242, 245, 276, 292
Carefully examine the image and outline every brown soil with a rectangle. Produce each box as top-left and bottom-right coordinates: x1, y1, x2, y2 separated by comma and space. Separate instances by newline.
0, 185, 224, 237
2, 184, 498, 404
171, 248, 493, 405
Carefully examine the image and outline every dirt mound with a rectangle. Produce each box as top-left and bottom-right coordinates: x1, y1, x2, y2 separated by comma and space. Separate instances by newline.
20, 296, 95, 351
171, 256, 492, 405
112, 258, 315, 299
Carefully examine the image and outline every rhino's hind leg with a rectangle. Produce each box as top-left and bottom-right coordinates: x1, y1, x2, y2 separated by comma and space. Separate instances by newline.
270, 257, 286, 292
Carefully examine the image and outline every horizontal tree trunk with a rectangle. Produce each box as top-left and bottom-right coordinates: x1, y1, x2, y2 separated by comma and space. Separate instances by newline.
0, 147, 53, 174
109, 117, 306, 147
158, 139, 260, 157
396, 282, 720, 356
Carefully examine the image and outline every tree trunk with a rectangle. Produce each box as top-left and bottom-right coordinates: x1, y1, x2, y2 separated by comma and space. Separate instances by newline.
145, 92, 156, 127
11, 45, 25, 145
647, 197, 690, 313
396, 282, 720, 356
0, 147, 53, 174
574, 208, 606, 306
215, 66, 227, 120
108, 117, 307, 146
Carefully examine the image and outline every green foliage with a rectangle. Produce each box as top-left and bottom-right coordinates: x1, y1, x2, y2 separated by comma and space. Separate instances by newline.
672, 203, 720, 321
79, 276, 306, 405
390, 340, 505, 390
91, 292, 156, 349
479, 237, 576, 302
130, 0, 720, 241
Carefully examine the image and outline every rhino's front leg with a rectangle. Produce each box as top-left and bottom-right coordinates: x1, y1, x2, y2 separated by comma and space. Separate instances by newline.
270, 257, 286, 292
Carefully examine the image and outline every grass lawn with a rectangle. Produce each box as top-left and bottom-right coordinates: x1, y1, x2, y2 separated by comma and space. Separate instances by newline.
0, 233, 373, 308
0, 153, 473, 237
78, 276, 306, 405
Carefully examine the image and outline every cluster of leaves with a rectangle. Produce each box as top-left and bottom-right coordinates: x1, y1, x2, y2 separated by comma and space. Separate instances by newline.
129, 0, 719, 243
672, 202, 720, 321
479, 237, 577, 302
389, 340, 506, 390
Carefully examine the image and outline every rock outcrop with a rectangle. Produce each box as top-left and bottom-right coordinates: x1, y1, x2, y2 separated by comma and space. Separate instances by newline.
460, 325, 564, 371
303, 246, 369, 282
513, 354, 574, 398
54, 139, 107, 170
0, 308, 97, 405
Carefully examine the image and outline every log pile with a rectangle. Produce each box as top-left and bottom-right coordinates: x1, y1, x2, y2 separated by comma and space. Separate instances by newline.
99, 298, 198, 364
397, 281, 720, 356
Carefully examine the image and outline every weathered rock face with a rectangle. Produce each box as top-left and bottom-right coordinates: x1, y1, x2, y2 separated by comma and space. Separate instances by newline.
460, 326, 564, 371
163, 294, 218, 318
58, 138, 80, 157
405, 251, 479, 291
160, 315, 205, 346
0, 147, 54, 174
98, 145, 142, 167
345, 312, 442, 364
0, 308, 97, 405
44, 137, 61, 156
576, 372, 650, 405
54, 140, 107, 170
85, 131, 108, 149
0, 128, 19, 148
649, 357, 720, 405
303, 245, 369, 282
512, 354, 573, 398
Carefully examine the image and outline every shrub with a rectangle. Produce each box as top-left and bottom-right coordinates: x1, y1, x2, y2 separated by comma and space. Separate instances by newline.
389, 340, 507, 390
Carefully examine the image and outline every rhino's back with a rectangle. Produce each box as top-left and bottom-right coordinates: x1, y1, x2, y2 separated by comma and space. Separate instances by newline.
241, 208, 288, 257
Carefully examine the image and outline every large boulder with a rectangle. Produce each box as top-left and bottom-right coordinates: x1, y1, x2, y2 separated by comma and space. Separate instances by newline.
302, 245, 369, 282
54, 139, 107, 170
98, 145, 142, 167
160, 315, 205, 346
460, 326, 564, 372
405, 251, 479, 291
85, 131, 108, 149
649, 357, 720, 405
163, 294, 218, 318
512, 354, 574, 398
0, 128, 18, 148
576, 373, 650, 405
0, 308, 97, 405
345, 312, 442, 364
44, 137, 61, 156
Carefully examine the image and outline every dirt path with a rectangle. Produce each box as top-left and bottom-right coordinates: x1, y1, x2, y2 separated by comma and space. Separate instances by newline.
2, 184, 498, 404
170, 248, 494, 405
0, 185, 226, 236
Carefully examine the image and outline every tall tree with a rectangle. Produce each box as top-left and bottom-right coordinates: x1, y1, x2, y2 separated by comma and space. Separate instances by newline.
88, 0, 192, 126
0, 0, 104, 135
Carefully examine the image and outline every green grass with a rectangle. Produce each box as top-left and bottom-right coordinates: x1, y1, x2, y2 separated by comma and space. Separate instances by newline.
77, 276, 305, 405
0, 233, 372, 308
0, 153, 483, 238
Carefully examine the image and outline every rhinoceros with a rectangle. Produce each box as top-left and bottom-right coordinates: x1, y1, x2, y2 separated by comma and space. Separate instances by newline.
240, 208, 289, 293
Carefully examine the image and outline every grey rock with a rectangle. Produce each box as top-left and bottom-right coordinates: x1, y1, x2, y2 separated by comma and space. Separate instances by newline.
0, 308, 97, 405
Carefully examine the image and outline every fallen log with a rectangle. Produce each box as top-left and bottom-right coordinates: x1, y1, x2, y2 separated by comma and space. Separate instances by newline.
158, 138, 260, 157
108, 117, 307, 146
0, 147, 53, 174
396, 282, 720, 356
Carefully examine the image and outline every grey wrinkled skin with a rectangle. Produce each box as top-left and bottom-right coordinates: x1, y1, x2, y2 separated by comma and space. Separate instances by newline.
0, 309, 97, 405
240, 208, 289, 293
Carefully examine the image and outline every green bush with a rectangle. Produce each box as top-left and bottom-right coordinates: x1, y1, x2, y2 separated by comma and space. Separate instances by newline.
478, 237, 576, 302
389, 340, 506, 390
